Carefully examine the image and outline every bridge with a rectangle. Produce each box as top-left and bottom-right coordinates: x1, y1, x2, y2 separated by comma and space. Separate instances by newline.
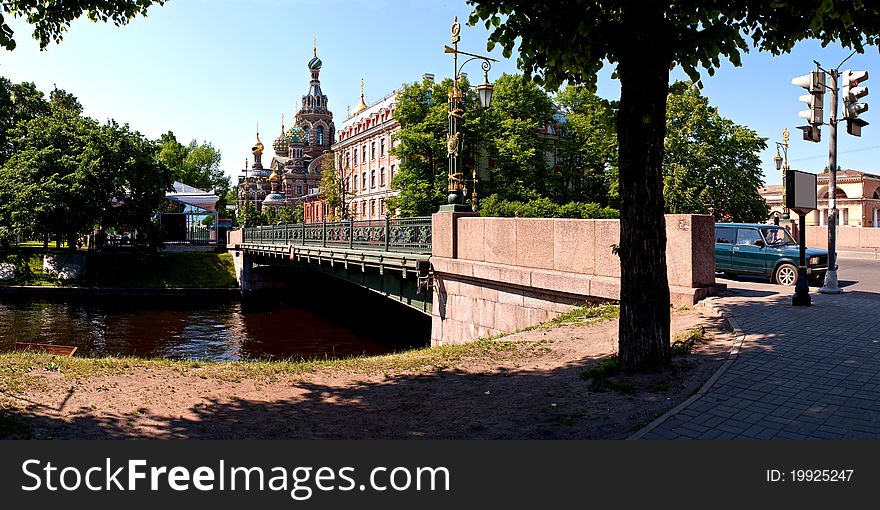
228, 212, 720, 346
228, 217, 433, 314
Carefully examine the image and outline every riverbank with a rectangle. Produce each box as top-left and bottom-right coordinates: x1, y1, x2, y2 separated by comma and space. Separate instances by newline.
0, 250, 237, 289
0, 304, 737, 439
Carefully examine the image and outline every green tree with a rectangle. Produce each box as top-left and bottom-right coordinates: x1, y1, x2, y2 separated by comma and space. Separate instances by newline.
236, 201, 261, 228
663, 83, 769, 222
556, 84, 619, 205
1, 0, 166, 51
318, 151, 352, 220
276, 204, 295, 224
157, 131, 230, 208
0, 107, 171, 249
470, 1, 880, 372
481, 73, 556, 201
293, 203, 304, 223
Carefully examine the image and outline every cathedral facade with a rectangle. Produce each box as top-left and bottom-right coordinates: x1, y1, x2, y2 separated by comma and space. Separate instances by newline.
238, 47, 335, 214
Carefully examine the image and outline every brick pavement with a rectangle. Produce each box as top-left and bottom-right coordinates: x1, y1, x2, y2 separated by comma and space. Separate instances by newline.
634, 281, 880, 439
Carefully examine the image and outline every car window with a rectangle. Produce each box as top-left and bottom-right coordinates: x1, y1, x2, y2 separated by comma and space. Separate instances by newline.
735, 228, 762, 246
715, 227, 735, 244
760, 227, 796, 246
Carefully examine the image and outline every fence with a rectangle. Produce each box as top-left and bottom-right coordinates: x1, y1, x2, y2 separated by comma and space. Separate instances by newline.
243, 217, 432, 254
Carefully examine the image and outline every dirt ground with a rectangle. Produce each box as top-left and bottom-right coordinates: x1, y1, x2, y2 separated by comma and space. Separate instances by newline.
2, 305, 736, 439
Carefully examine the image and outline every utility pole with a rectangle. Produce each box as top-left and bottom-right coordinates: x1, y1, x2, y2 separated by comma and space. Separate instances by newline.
824, 67, 842, 294
792, 54, 868, 295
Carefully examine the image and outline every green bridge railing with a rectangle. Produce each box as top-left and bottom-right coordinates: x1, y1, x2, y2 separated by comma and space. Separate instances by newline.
243, 217, 432, 254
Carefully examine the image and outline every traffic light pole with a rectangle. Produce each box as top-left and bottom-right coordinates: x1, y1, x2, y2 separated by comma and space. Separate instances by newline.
820, 69, 843, 294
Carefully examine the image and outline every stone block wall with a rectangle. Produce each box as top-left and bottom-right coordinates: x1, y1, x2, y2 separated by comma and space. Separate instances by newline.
431, 213, 718, 345
807, 226, 880, 249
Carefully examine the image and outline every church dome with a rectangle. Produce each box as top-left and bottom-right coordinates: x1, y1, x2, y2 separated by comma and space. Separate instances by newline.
252, 132, 264, 154
273, 131, 290, 154
268, 169, 282, 183
286, 125, 306, 144
263, 192, 286, 207
308, 56, 322, 70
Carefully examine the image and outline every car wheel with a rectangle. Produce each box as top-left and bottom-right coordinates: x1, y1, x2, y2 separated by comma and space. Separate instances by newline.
774, 263, 798, 286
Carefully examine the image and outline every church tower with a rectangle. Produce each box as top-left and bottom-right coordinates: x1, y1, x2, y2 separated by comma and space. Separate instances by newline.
296, 40, 335, 162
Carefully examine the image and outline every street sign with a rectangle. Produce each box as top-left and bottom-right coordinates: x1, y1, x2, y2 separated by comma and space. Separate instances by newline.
785, 169, 818, 213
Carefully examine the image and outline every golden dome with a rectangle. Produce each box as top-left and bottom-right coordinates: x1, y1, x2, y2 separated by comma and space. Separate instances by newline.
252, 125, 264, 154
268, 169, 282, 183
351, 78, 367, 116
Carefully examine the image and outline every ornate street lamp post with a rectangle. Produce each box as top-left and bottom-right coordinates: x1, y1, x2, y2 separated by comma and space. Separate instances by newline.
441, 16, 496, 212
774, 128, 791, 221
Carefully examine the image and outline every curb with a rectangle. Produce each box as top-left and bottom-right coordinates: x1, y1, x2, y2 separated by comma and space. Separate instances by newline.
836, 249, 880, 261
627, 297, 747, 440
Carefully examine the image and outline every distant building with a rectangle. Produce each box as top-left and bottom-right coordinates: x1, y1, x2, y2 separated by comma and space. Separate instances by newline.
331, 80, 402, 220
761, 169, 880, 227
237, 45, 335, 215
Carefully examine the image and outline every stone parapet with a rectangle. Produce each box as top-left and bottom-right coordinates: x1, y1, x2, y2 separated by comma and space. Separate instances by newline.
430, 213, 720, 345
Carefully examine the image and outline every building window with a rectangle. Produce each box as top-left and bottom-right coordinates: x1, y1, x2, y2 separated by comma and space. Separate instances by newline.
380, 138, 385, 157
371, 170, 376, 188
371, 200, 376, 216
362, 145, 366, 162
390, 164, 395, 181
380, 199, 385, 216
317, 126, 324, 146
380, 167, 385, 187
362, 172, 367, 190
296, 185, 302, 195
371, 142, 376, 160
346, 151, 351, 169
361, 201, 366, 217
353, 150, 358, 166
352, 175, 357, 192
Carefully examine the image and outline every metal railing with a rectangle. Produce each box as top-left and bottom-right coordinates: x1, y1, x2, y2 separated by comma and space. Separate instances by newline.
243, 217, 432, 254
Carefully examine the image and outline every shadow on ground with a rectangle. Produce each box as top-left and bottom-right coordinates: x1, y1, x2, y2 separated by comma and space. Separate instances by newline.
1, 313, 732, 440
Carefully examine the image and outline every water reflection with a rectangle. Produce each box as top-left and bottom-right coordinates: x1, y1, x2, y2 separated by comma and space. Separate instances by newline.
0, 293, 429, 361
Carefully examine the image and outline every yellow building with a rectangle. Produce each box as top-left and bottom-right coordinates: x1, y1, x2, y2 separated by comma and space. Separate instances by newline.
761, 170, 880, 227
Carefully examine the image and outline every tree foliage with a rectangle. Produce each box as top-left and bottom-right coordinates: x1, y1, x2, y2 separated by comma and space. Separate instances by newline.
157, 131, 230, 209
480, 73, 556, 201
0, 102, 172, 249
555, 84, 618, 206
319, 151, 353, 220
663, 82, 768, 222
1, 0, 167, 51
469, 0, 880, 372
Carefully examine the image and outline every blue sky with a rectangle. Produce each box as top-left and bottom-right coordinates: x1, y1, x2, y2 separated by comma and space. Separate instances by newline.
2, 0, 880, 188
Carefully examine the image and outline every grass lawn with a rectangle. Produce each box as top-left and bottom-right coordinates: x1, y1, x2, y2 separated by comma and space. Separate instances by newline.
93, 252, 238, 288
0, 250, 237, 288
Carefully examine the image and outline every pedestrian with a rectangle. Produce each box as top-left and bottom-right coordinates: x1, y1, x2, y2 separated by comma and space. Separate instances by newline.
790, 220, 799, 241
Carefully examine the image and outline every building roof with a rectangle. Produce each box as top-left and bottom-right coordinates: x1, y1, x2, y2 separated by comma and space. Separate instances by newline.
166, 181, 220, 212
342, 92, 397, 130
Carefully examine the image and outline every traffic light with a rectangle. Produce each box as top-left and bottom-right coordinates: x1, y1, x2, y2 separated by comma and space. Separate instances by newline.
792, 71, 825, 143
842, 69, 869, 136
792, 71, 826, 124
798, 125, 821, 142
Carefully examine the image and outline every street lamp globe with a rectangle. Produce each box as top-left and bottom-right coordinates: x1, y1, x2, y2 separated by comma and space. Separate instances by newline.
475, 71, 494, 109
774, 153, 783, 171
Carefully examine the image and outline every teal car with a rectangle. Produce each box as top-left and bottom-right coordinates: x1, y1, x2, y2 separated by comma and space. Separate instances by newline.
715, 223, 829, 286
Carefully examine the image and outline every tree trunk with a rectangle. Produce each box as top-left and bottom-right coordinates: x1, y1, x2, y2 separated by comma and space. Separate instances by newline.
616, 8, 672, 372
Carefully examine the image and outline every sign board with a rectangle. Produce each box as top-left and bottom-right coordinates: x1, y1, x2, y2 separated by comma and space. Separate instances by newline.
785, 169, 818, 212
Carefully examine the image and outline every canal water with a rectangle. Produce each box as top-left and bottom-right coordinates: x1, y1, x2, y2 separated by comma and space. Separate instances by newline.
0, 286, 431, 362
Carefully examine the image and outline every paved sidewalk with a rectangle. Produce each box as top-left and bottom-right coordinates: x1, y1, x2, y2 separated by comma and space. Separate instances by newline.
635, 281, 880, 439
